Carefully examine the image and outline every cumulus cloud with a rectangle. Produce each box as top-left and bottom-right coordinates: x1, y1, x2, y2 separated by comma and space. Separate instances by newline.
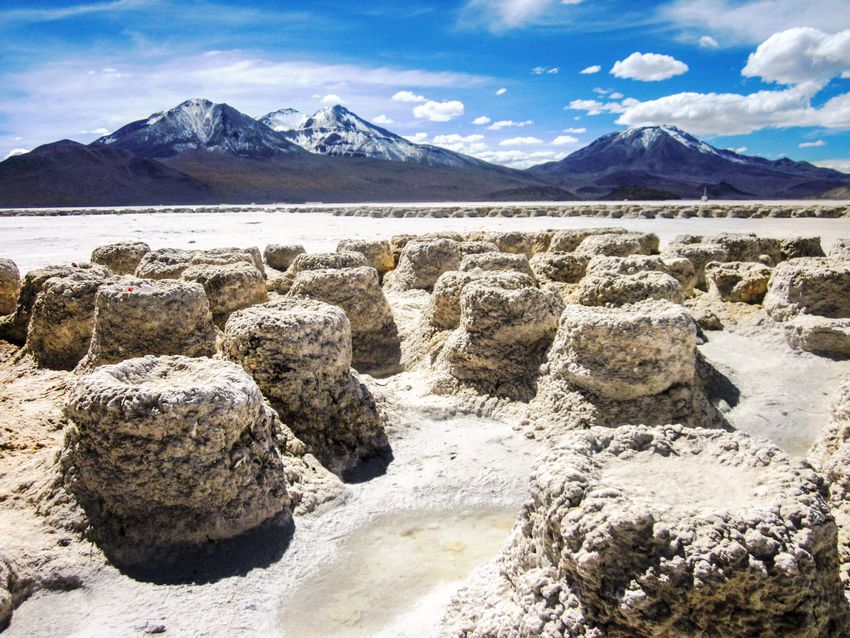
580, 65, 601, 74
814, 159, 850, 173
432, 133, 487, 154
609, 91, 624, 99
458, 0, 582, 32
799, 139, 826, 147
321, 93, 344, 104
3, 148, 29, 159
371, 114, 393, 125
499, 136, 543, 146
562, 127, 586, 133
475, 149, 566, 169
472, 115, 491, 125
742, 28, 850, 88
487, 119, 533, 130
552, 135, 579, 145
392, 90, 426, 103
496, 87, 508, 95
568, 97, 639, 115
610, 52, 689, 81
699, 35, 719, 48
404, 132, 428, 143
412, 99, 465, 121
532, 66, 559, 74
727, 146, 748, 153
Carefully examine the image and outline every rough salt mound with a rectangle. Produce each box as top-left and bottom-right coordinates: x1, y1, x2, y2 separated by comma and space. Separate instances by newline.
705, 261, 772, 304
457, 240, 500, 256
445, 425, 850, 638
784, 315, 850, 358
90, 241, 150, 276
222, 298, 389, 476
0, 263, 111, 345
528, 252, 588, 284
78, 279, 217, 369
386, 239, 461, 291
27, 270, 114, 370
198, 246, 265, 277
829, 239, 850, 261
270, 251, 368, 294
548, 227, 627, 253
0, 258, 22, 316
288, 266, 401, 376
134, 248, 196, 279
465, 230, 549, 256
430, 270, 537, 331
551, 300, 695, 400
263, 244, 305, 272
336, 239, 394, 278
764, 258, 850, 322
576, 270, 684, 307
575, 231, 659, 258
62, 355, 292, 565
459, 251, 536, 279
181, 262, 267, 328
585, 254, 696, 293
439, 280, 561, 399
0, 558, 10, 630
760, 236, 825, 262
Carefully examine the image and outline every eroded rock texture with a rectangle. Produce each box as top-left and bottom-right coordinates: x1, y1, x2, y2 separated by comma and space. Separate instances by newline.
445, 425, 850, 638
336, 239, 394, 278
289, 266, 401, 376
529, 253, 588, 285
574, 231, 659, 258
459, 252, 536, 279
270, 250, 368, 294
576, 270, 684, 307
181, 261, 268, 328
386, 239, 461, 291
263, 244, 306, 272
78, 279, 218, 369
0, 258, 22, 316
90, 241, 150, 276
764, 258, 850, 322
62, 356, 293, 565
705, 261, 772, 304
429, 271, 537, 331
222, 298, 390, 476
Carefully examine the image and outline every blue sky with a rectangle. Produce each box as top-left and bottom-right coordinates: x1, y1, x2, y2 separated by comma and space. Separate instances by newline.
0, 0, 848, 170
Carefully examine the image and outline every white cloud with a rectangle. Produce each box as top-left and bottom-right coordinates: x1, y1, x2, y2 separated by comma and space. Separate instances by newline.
404, 132, 428, 143
662, 0, 850, 45
496, 87, 508, 95
3, 148, 29, 159
475, 149, 565, 169
609, 91, 624, 99
548, 67, 560, 74
432, 133, 488, 154
532, 66, 559, 75
799, 139, 826, 148
610, 52, 689, 81
552, 135, 580, 145
742, 28, 850, 88
392, 90, 426, 103
580, 65, 601, 74
412, 99, 465, 122
814, 159, 850, 173
562, 127, 586, 133
473, 115, 491, 125
321, 94, 343, 104
699, 35, 719, 48
79, 127, 110, 136
372, 114, 393, 125
487, 119, 533, 130
727, 146, 748, 154
568, 97, 639, 115
499, 136, 543, 146
459, 0, 561, 32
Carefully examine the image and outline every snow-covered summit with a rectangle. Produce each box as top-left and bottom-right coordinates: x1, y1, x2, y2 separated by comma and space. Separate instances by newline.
259, 107, 305, 132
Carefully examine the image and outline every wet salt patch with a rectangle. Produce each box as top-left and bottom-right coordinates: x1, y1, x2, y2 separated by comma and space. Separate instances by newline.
278, 507, 516, 638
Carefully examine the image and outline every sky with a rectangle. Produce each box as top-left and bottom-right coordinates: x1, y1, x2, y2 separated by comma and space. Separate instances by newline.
0, 0, 848, 171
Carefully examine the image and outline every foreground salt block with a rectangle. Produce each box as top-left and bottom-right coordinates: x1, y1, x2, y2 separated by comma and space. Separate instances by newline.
388, 239, 461, 291
529, 252, 589, 284
336, 239, 394, 277
705, 261, 772, 304
584, 254, 697, 295
289, 266, 401, 376
134, 247, 196, 279
0, 263, 111, 345
0, 258, 21, 316
264, 243, 305, 272
90, 241, 150, 275
430, 270, 537, 331
198, 246, 265, 277
829, 239, 850, 261
784, 315, 850, 358
439, 280, 561, 399
551, 300, 695, 400
457, 240, 500, 256
223, 298, 389, 475
63, 355, 292, 565
458, 424, 849, 637
459, 251, 536, 279
79, 279, 217, 369
576, 270, 684, 307
270, 250, 368, 294
181, 261, 267, 328
465, 231, 548, 256
547, 227, 627, 253
574, 231, 659, 258
27, 270, 114, 369
764, 258, 850, 322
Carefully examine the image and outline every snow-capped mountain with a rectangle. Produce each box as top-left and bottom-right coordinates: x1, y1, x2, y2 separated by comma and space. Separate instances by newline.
262, 104, 487, 169
529, 125, 850, 199
93, 98, 303, 159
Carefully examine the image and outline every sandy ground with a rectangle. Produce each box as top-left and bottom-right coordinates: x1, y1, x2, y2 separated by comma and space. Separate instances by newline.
1, 213, 849, 637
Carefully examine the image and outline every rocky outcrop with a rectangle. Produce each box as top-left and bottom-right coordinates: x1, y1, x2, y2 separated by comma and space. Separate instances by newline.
574, 231, 659, 258
78, 279, 218, 369
429, 271, 538, 331
784, 316, 850, 358
458, 252, 536, 279
90, 241, 150, 276
269, 250, 368, 294
288, 266, 401, 376
0, 258, 21, 316
62, 355, 294, 565
0, 263, 111, 345
529, 252, 589, 284
576, 270, 684, 306
134, 248, 196, 279
764, 258, 850, 322
385, 239, 461, 291
830, 239, 850, 261
437, 279, 561, 400
27, 270, 114, 369
705, 261, 772, 304
222, 298, 389, 476
457, 240, 500, 256
445, 425, 850, 638
181, 262, 268, 328
263, 244, 305, 272
465, 231, 549, 257
548, 227, 627, 253
336, 239, 394, 278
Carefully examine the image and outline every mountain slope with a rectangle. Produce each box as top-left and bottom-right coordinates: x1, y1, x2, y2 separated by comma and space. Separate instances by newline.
0, 140, 214, 207
93, 98, 303, 159
529, 125, 850, 199
265, 104, 490, 169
